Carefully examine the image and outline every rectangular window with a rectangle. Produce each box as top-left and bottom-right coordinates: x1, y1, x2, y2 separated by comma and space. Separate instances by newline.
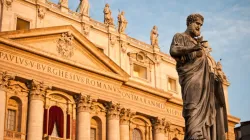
133, 64, 147, 79
168, 78, 177, 92
7, 109, 16, 131
90, 128, 96, 140
16, 18, 30, 30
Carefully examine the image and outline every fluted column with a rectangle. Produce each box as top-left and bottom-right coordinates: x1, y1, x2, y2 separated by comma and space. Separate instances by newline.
153, 118, 170, 140
76, 94, 93, 140
0, 72, 13, 139
27, 80, 48, 140
120, 108, 134, 140
106, 102, 121, 140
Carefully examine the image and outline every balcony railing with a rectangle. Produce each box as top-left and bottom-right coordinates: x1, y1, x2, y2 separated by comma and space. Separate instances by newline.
4, 130, 25, 140
43, 135, 70, 140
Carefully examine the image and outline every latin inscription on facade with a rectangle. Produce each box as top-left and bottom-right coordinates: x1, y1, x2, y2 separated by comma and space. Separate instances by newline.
0, 50, 182, 117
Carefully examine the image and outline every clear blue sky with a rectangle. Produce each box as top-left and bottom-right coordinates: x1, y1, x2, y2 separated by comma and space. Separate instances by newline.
51, 0, 250, 123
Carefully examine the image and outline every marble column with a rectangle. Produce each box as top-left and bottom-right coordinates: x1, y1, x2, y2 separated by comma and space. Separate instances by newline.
0, 72, 13, 139
153, 118, 170, 140
106, 102, 121, 140
27, 80, 48, 140
76, 94, 93, 140
120, 108, 133, 140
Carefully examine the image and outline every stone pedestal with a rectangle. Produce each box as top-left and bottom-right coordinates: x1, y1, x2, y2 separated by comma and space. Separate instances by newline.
27, 80, 47, 140
106, 102, 121, 140
76, 94, 92, 140
0, 90, 6, 140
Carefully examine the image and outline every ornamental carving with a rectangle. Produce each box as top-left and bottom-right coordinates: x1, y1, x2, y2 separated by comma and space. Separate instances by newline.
4, 0, 13, 9
121, 41, 127, 53
7, 80, 29, 96
109, 35, 117, 46
27, 80, 49, 101
90, 102, 106, 115
82, 23, 90, 36
59, 0, 68, 7
38, 6, 46, 19
57, 32, 74, 58
152, 118, 171, 134
105, 102, 121, 120
0, 71, 14, 90
76, 94, 94, 112
120, 108, 134, 125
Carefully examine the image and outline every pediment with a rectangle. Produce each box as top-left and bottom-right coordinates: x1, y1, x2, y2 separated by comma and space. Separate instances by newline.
0, 26, 129, 81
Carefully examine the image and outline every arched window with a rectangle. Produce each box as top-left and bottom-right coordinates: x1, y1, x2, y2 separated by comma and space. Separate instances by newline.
132, 128, 142, 140
91, 116, 102, 140
5, 97, 22, 132
48, 106, 64, 138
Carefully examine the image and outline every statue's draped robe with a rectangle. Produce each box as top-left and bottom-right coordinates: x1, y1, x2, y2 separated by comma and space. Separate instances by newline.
170, 33, 228, 140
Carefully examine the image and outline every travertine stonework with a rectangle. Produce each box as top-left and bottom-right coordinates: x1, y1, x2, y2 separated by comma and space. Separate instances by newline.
0, 0, 239, 140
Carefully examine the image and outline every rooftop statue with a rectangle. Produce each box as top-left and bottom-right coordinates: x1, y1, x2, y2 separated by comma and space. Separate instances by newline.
103, 4, 114, 26
170, 14, 228, 140
117, 11, 128, 33
150, 25, 159, 48
77, 0, 90, 17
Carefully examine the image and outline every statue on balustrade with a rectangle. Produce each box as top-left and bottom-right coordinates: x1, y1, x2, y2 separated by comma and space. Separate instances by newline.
103, 3, 114, 26
77, 0, 90, 17
117, 11, 128, 33
169, 13, 228, 140
150, 25, 159, 48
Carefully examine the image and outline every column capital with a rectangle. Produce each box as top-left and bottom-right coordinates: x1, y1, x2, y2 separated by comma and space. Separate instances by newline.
27, 80, 49, 102
0, 71, 14, 90
120, 108, 134, 125
152, 118, 171, 134
76, 94, 94, 113
105, 102, 121, 120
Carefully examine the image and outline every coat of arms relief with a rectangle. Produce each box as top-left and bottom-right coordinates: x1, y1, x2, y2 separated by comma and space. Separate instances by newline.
57, 32, 75, 58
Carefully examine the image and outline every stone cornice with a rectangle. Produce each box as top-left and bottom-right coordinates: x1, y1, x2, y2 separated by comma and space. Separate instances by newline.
125, 80, 173, 100
228, 115, 240, 124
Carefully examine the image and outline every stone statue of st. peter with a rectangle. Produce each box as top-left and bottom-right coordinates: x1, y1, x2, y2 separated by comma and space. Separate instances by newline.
170, 13, 228, 140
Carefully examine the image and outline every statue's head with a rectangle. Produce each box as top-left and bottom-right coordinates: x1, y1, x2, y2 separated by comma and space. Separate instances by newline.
121, 11, 125, 15
105, 3, 109, 7
153, 25, 157, 30
186, 13, 204, 37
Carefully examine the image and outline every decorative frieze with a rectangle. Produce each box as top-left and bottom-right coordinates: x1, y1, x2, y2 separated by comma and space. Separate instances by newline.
105, 102, 121, 120
0, 71, 14, 90
153, 118, 171, 134
76, 94, 93, 112
27, 80, 49, 101
57, 32, 75, 58
120, 108, 134, 125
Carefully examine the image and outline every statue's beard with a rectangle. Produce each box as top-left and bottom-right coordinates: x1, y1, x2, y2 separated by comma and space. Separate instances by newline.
188, 26, 201, 37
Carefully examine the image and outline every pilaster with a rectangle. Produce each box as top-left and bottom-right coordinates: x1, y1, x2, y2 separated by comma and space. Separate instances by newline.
27, 80, 49, 140
153, 118, 171, 140
0, 72, 13, 140
120, 108, 134, 140
76, 94, 93, 140
106, 102, 121, 140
